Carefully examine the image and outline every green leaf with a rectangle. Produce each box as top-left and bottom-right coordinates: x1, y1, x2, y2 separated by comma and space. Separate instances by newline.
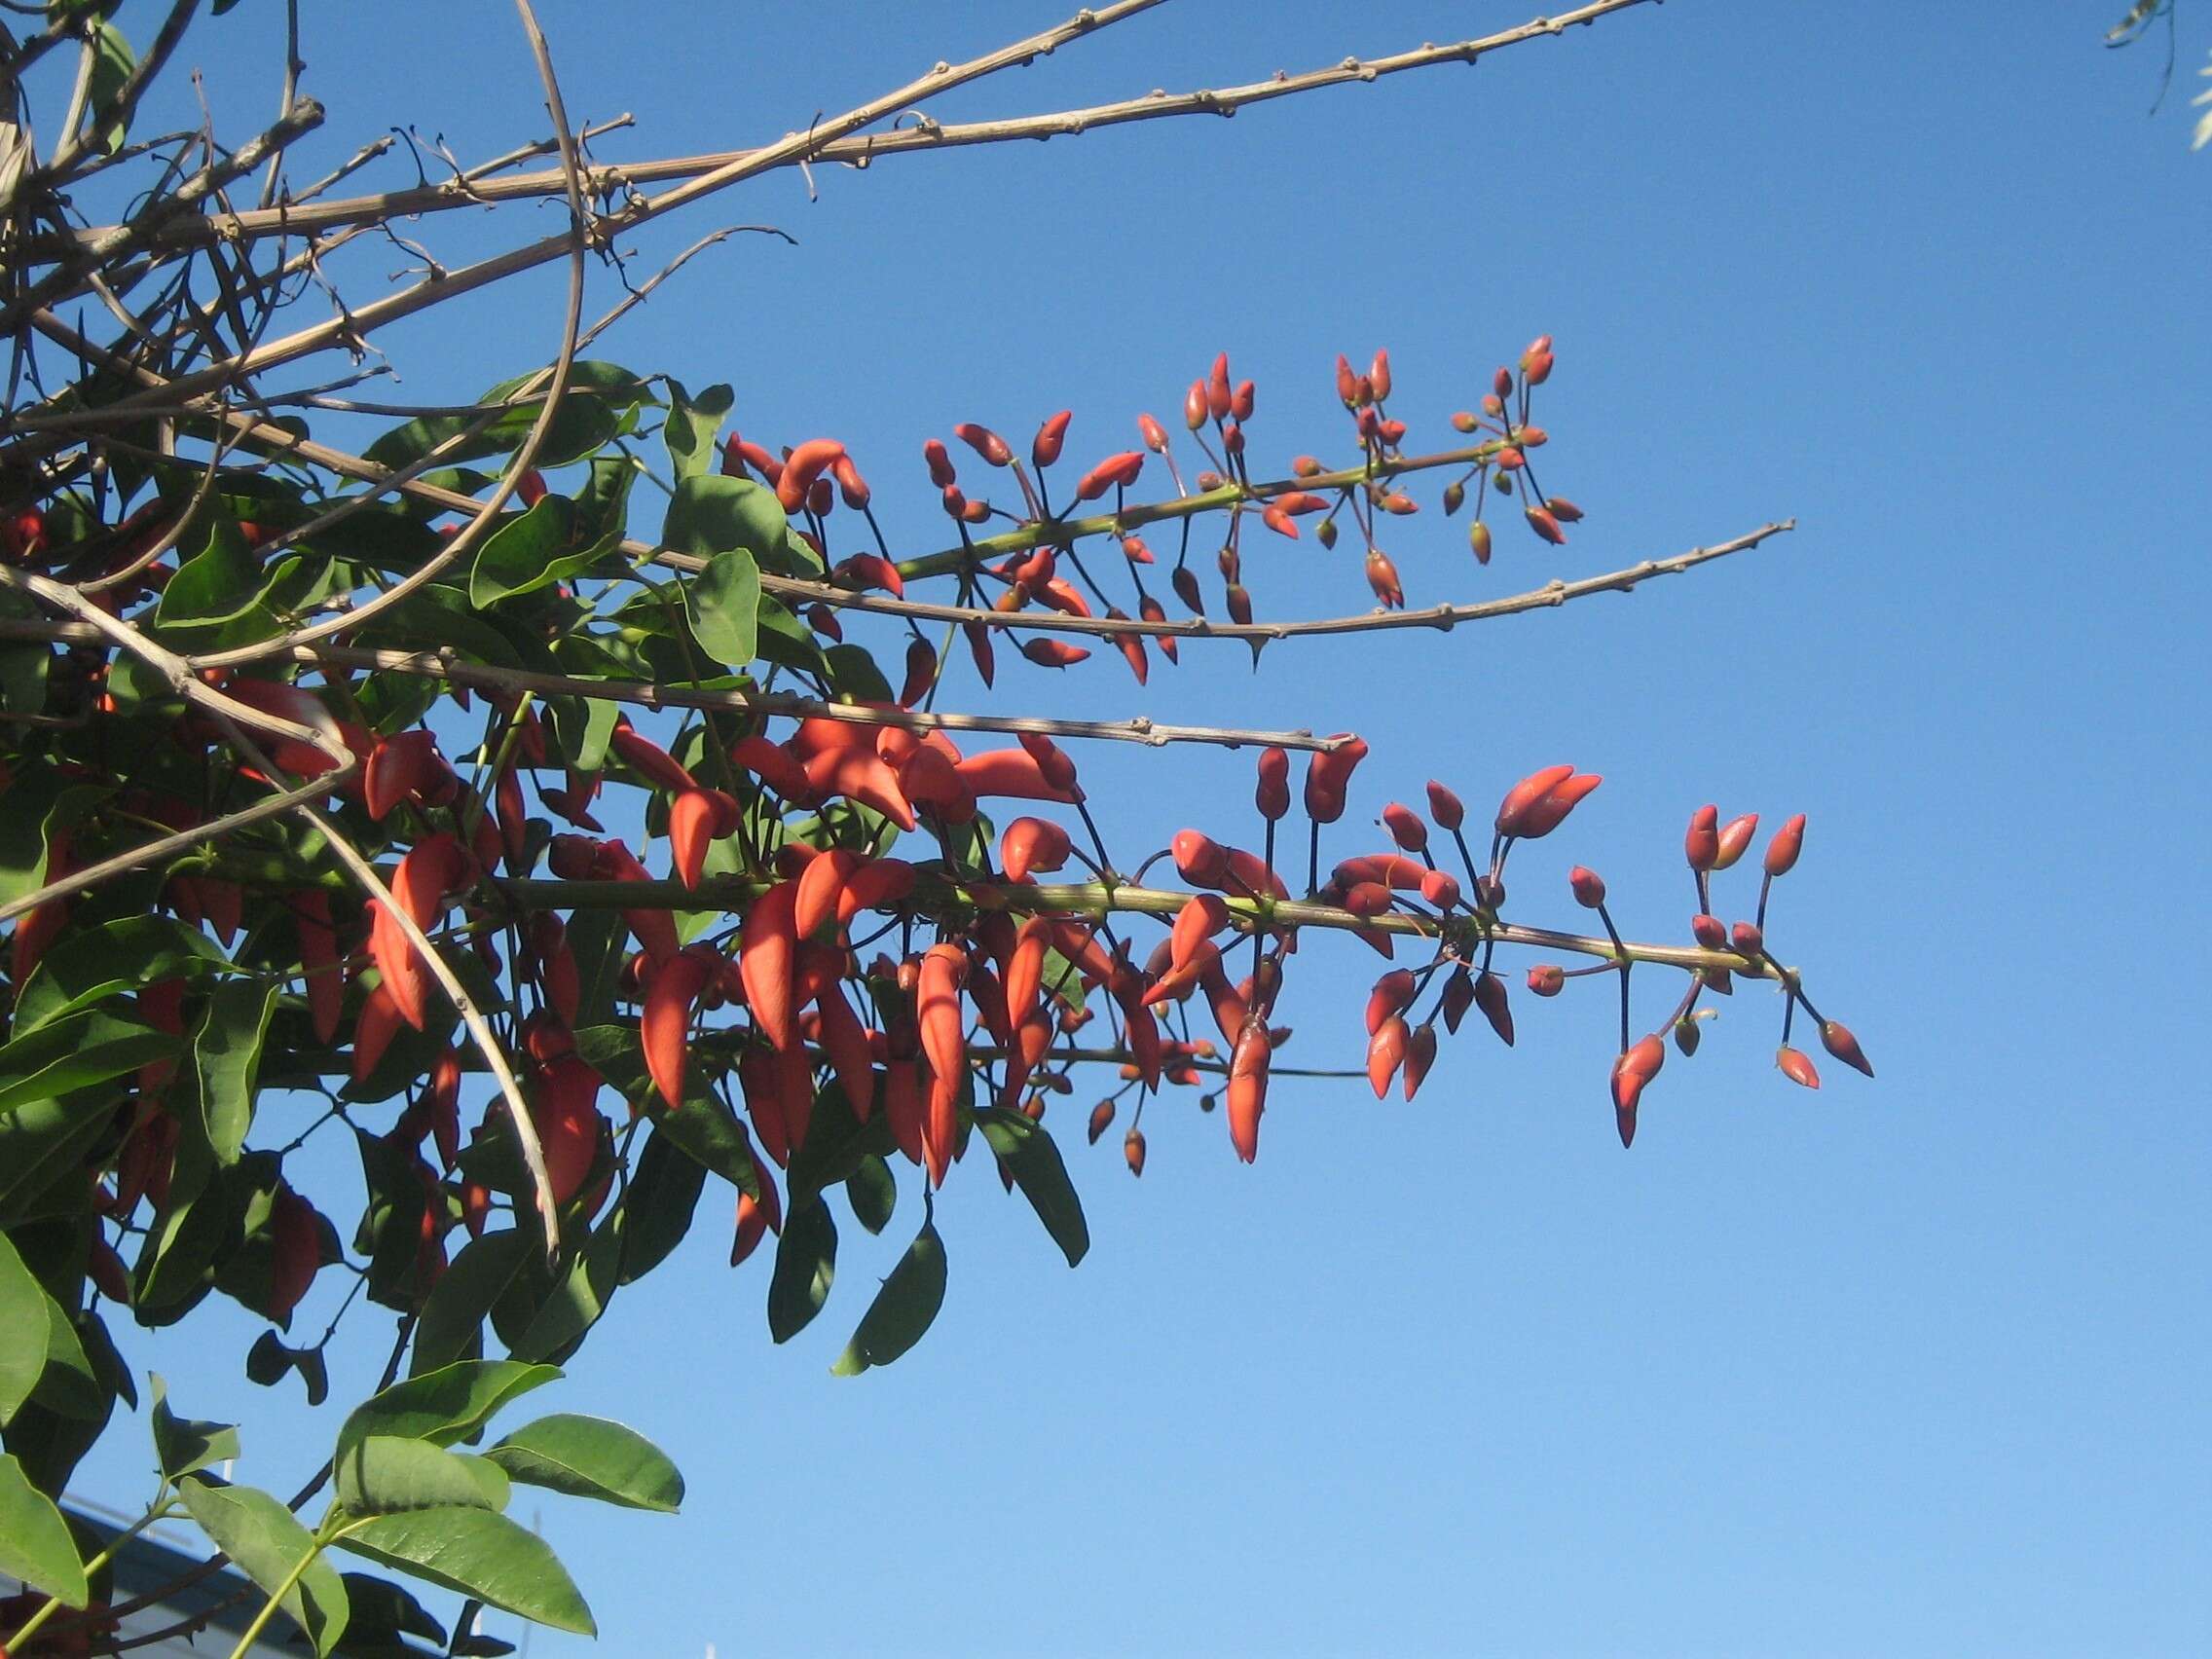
411, 1230, 534, 1377
846, 1154, 898, 1236
176, 1475, 350, 1655
0, 1453, 88, 1607
831, 1218, 947, 1377
767, 1195, 836, 1344
332, 1570, 448, 1651
337, 1360, 560, 1467
150, 1375, 240, 1481
28, 1294, 101, 1420
194, 977, 277, 1166
0, 1231, 50, 1426
83, 20, 133, 155
364, 362, 648, 472
154, 517, 271, 638
487, 1414, 682, 1513
336, 1436, 501, 1517
0, 1009, 171, 1119
0, 642, 49, 717
685, 548, 760, 668
975, 1108, 1089, 1268
337, 1507, 593, 1637
571, 1026, 757, 1196
661, 380, 733, 482
615, 1130, 705, 1285
662, 472, 787, 563
0, 773, 105, 912
0, 1093, 115, 1225
785, 1084, 898, 1209
508, 1223, 623, 1362
467, 498, 616, 608
12, 915, 227, 1034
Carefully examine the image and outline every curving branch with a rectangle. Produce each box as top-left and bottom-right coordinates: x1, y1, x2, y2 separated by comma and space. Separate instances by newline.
14, 0, 1656, 260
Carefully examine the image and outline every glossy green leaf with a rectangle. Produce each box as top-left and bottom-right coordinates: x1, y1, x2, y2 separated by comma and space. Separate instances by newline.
0, 1092, 116, 1224
11, 915, 227, 1034
767, 1195, 836, 1343
0, 1009, 171, 1119
150, 1375, 240, 1481
662, 472, 786, 563
154, 518, 272, 637
615, 1130, 706, 1285
685, 547, 760, 668
467, 497, 619, 608
508, 1223, 623, 1362
487, 1413, 682, 1513
662, 380, 733, 481
194, 977, 277, 1165
29, 1295, 102, 1420
0, 1452, 88, 1607
0, 1231, 50, 1426
336, 1435, 501, 1516
846, 1154, 897, 1236
831, 1218, 946, 1376
975, 1107, 1089, 1268
177, 1475, 350, 1655
337, 1360, 560, 1467
572, 1026, 757, 1197
411, 1230, 534, 1377
337, 1506, 593, 1636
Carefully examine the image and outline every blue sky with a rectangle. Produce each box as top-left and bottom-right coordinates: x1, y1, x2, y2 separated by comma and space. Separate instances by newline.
60, 4, 2212, 1655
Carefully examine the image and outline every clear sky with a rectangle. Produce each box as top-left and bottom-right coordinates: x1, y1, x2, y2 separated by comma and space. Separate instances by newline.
60, 4, 2212, 1656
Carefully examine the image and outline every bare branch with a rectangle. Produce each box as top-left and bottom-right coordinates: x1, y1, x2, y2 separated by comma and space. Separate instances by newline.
19, 0, 1654, 258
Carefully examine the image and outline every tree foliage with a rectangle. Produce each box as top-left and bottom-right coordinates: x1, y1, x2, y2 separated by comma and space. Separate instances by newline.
0, 1, 1867, 1650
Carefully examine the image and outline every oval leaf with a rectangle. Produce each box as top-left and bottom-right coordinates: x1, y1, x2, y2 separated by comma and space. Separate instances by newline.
336, 1506, 593, 1637
767, 1195, 836, 1344
337, 1360, 560, 1467
975, 1108, 1089, 1268
830, 1219, 946, 1377
486, 1413, 683, 1513
177, 1475, 350, 1655
686, 547, 760, 668
150, 1375, 240, 1482
0, 1452, 88, 1608
0, 1232, 50, 1426
336, 1435, 501, 1516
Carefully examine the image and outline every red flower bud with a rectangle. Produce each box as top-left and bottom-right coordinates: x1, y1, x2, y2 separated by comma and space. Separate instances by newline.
1684, 804, 1719, 872
1730, 920, 1764, 957
1088, 1100, 1116, 1145
1032, 410, 1072, 469
1525, 505, 1566, 545
923, 437, 957, 488
1255, 747, 1290, 822
1369, 350, 1392, 402
1424, 781, 1465, 831
1528, 964, 1565, 997
1691, 913, 1728, 949
1367, 1015, 1410, 1098
1777, 1046, 1821, 1089
1713, 813, 1759, 870
954, 423, 1012, 465
1568, 866, 1606, 908
1124, 1127, 1147, 1177
1763, 813, 1807, 878
1381, 801, 1427, 853
1468, 521, 1493, 565
1363, 548, 1404, 608
1137, 413, 1170, 453
1401, 1021, 1436, 1101
1819, 1020, 1873, 1078
1020, 638, 1091, 670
